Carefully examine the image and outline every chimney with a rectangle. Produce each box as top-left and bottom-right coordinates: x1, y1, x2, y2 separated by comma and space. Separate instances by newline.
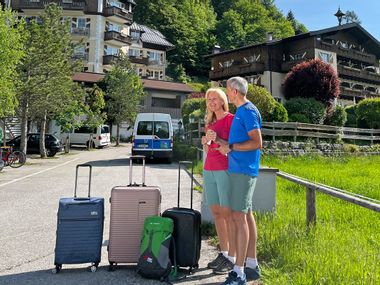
212, 45, 221, 54
266, 32, 273, 41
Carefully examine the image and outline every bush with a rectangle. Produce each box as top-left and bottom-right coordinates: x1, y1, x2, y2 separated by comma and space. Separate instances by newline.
343, 144, 359, 153
173, 141, 197, 161
283, 59, 340, 106
285, 97, 326, 124
288, 113, 310, 123
268, 102, 288, 122
324, 105, 347, 126
182, 98, 206, 126
229, 84, 281, 121
355, 98, 380, 129
344, 105, 358, 127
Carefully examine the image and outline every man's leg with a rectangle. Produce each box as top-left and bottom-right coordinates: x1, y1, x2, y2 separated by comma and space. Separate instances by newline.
246, 210, 257, 259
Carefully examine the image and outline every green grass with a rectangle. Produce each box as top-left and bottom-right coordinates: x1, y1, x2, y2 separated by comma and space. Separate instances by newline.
258, 155, 380, 284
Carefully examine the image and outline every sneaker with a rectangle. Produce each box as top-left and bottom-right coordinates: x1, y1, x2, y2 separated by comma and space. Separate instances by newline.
208, 253, 226, 269
245, 265, 261, 281
213, 257, 234, 275
221, 271, 247, 285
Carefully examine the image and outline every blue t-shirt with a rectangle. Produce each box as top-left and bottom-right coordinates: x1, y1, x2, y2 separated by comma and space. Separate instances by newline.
228, 101, 262, 177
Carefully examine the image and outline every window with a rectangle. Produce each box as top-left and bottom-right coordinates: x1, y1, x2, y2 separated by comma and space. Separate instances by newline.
104, 45, 119, 56
319, 52, 330, 63
151, 97, 179, 108
131, 31, 140, 40
148, 51, 162, 64
107, 22, 121, 32
74, 126, 96, 134
101, 126, 110, 134
129, 48, 140, 57
154, 122, 169, 138
137, 121, 153, 135
274, 97, 282, 103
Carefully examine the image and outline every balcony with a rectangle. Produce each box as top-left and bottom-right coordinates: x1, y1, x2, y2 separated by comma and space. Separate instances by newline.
104, 6, 133, 24
337, 64, 380, 84
17, 0, 85, 10
340, 86, 365, 98
281, 59, 306, 72
71, 27, 89, 37
129, 56, 149, 65
139, 106, 182, 119
104, 31, 132, 45
209, 62, 265, 80
148, 59, 164, 66
103, 54, 119, 65
72, 52, 88, 61
316, 41, 376, 64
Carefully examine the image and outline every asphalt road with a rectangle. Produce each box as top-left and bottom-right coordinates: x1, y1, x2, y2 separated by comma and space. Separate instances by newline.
0, 144, 227, 285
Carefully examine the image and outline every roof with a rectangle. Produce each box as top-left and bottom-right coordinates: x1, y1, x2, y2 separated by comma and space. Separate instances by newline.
72, 73, 193, 93
142, 79, 193, 93
130, 22, 175, 51
72, 72, 104, 83
206, 23, 380, 58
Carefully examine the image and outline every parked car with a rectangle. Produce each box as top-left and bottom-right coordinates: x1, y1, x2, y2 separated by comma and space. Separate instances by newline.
61, 124, 111, 148
7, 133, 63, 157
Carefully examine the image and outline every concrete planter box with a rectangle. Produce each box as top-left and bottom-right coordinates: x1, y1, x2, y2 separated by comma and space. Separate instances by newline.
201, 167, 279, 223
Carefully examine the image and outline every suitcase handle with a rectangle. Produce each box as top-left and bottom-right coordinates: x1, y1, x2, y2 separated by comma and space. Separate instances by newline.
177, 161, 194, 209
74, 164, 92, 198
129, 155, 146, 186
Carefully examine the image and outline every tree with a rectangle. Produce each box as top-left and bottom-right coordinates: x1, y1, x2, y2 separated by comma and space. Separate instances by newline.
0, 8, 25, 118
215, 0, 294, 50
324, 105, 347, 127
103, 54, 145, 145
286, 10, 308, 34
134, 0, 217, 77
17, 4, 83, 157
283, 59, 340, 107
344, 10, 361, 24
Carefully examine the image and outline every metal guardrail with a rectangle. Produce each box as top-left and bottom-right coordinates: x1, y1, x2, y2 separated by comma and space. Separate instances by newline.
277, 171, 380, 228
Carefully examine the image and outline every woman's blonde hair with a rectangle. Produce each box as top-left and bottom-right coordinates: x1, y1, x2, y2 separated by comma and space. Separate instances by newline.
204, 88, 229, 126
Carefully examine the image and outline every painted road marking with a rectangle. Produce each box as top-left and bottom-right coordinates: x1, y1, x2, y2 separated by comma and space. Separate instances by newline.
0, 158, 80, 188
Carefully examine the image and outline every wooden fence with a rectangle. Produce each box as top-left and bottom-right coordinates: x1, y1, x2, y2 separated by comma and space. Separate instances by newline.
183, 121, 380, 145
262, 122, 380, 144
277, 171, 380, 228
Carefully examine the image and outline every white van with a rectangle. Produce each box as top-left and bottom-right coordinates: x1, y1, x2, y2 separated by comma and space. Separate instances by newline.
62, 124, 111, 148
132, 113, 173, 161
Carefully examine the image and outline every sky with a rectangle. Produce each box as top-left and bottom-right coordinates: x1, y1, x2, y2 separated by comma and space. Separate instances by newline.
275, 0, 380, 41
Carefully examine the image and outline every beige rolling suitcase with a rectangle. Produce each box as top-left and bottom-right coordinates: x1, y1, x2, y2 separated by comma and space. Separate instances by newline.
108, 156, 160, 270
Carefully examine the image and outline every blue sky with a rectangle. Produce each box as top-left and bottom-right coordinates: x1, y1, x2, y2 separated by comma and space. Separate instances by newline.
275, 0, 380, 41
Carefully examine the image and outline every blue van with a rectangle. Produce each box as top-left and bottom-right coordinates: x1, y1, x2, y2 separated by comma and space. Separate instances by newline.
132, 113, 173, 162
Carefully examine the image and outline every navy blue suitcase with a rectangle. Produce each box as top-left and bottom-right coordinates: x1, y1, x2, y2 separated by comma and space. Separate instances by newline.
53, 164, 104, 273
162, 161, 201, 274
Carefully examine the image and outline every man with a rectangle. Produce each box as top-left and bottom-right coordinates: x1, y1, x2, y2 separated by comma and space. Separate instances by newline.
218, 76, 262, 285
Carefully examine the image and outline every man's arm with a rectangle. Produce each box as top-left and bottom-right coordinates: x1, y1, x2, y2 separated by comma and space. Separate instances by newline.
217, 128, 262, 155
231, 128, 262, 151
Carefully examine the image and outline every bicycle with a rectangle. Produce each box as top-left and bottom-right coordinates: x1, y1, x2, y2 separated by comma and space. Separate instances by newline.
0, 146, 27, 169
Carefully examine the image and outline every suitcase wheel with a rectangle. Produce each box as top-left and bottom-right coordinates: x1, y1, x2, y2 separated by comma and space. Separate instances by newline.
90, 265, 97, 272
108, 262, 115, 272
52, 265, 61, 274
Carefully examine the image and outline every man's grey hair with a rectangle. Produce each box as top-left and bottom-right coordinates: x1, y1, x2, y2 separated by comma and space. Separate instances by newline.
227, 76, 248, 96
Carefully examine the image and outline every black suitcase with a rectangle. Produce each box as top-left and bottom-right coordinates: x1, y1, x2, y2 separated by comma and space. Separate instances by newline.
162, 161, 201, 274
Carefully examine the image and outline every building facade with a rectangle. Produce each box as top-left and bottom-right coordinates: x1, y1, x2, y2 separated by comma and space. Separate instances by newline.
11, 0, 135, 73
10, 0, 192, 123
207, 23, 380, 106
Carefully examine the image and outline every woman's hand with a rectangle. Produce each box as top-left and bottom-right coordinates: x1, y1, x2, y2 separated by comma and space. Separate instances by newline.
206, 129, 217, 143
201, 136, 208, 145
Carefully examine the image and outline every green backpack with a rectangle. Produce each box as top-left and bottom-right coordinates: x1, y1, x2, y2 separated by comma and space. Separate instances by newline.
137, 216, 176, 281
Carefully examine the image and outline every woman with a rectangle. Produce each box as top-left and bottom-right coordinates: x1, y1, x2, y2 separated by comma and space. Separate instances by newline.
202, 88, 235, 275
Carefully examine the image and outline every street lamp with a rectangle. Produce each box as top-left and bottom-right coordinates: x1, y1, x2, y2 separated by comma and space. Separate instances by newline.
334, 7, 345, 26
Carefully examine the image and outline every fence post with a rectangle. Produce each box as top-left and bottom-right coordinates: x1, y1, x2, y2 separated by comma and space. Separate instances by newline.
371, 129, 373, 146
306, 186, 316, 228
272, 122, 275, 142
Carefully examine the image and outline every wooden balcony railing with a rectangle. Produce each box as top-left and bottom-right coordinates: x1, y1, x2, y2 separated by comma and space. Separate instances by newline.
17, 0, 85, 10
104, 31, 132, 45
103, 6, 133, 23
209, 62, 265, 80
